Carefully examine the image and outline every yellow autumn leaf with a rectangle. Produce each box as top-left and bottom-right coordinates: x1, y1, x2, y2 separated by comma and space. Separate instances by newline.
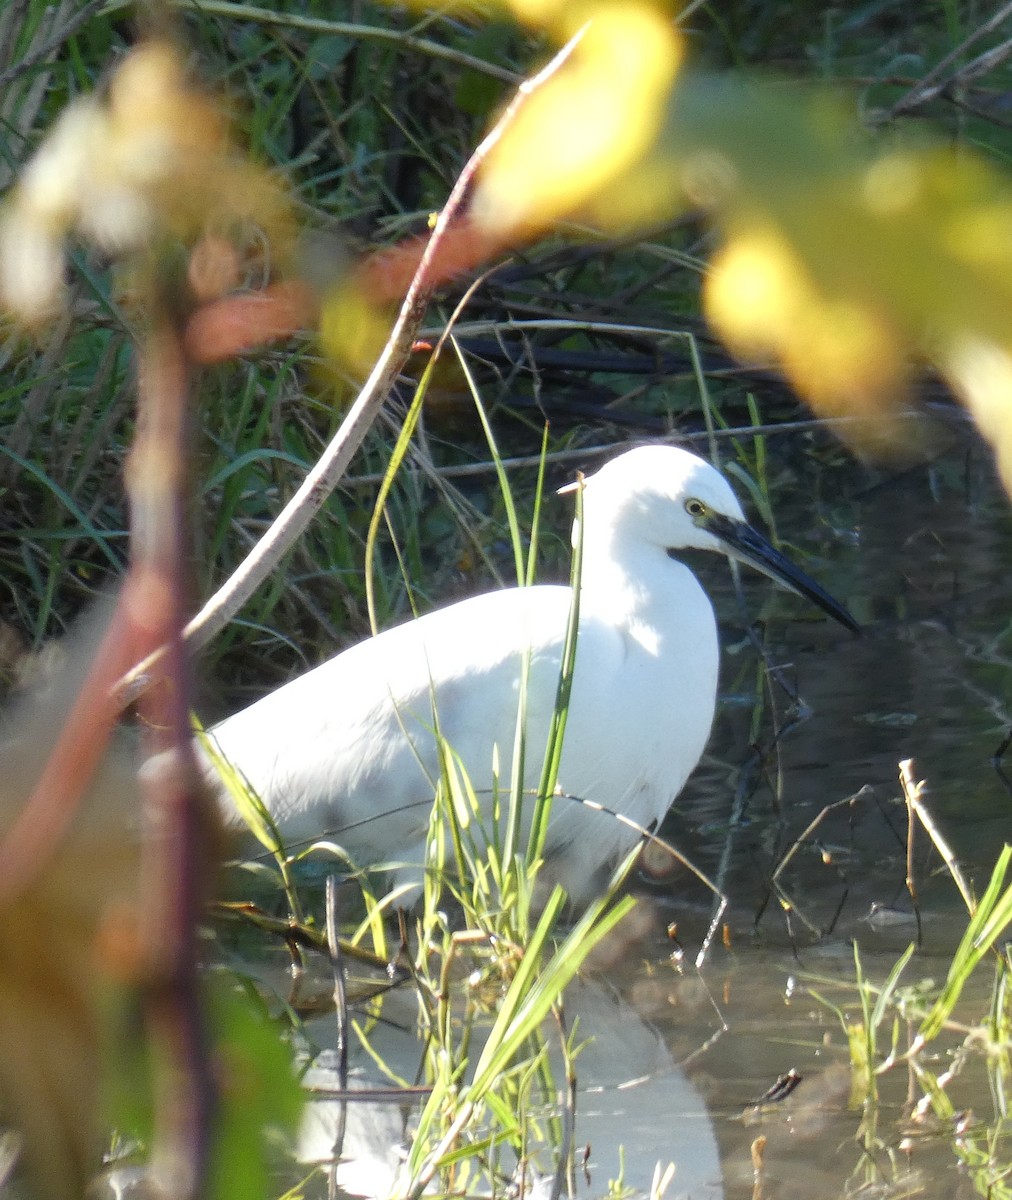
472, 3, 682, 238
0, 40, 295, 326
318, 279, 394, 380
652, 76, 1012, 477
944, 337, 1012, 493
705, 225, 912, 455
505, 0, 574, 25
471, 19, 1012, 480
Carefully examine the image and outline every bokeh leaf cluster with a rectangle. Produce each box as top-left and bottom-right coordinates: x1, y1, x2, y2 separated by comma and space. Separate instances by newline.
463, 0, 1012, 484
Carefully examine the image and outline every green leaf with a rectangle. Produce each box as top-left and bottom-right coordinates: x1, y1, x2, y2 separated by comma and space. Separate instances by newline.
207, 977, 304, 1200
920, 845, 1012, 1041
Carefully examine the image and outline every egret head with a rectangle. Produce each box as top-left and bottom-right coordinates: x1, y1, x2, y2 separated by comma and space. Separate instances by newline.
568, 445, 859, 633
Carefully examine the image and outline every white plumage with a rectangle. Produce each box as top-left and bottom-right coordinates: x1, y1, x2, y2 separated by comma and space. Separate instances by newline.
207, 445, 856, 898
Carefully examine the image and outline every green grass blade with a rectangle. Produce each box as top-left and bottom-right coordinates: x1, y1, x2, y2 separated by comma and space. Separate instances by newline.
451, 335, 524, 585
528, 471, 583, 864
0, 444, 123, 569
920, 845, 1012, 1042
363, 345, 435, 634
870, 941, 916, 1033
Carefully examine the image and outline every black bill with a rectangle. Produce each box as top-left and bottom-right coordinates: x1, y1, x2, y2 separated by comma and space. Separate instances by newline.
708, 514, 860, 634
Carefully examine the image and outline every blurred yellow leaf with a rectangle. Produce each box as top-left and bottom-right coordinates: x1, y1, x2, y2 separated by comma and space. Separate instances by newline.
944, 337, 1012, 490
461, 0, 1012, 484
473, 3, 682, 237
0, 40, 295, 326
318, 279, 395, 380
504, 0, 572, 24
704, 224, 911, 454
667, 81, 1012, 474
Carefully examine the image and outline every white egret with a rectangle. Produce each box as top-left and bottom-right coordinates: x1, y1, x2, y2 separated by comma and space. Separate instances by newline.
207, 445, 857, 898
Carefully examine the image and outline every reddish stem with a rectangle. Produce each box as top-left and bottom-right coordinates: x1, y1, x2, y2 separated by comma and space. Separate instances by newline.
129, 323, 217, 1200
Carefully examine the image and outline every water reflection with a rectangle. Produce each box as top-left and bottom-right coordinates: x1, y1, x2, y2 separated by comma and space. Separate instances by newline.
296, 975, 723, 1200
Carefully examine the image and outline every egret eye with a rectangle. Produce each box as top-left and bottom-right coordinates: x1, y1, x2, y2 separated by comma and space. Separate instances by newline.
685, 498, 706, 519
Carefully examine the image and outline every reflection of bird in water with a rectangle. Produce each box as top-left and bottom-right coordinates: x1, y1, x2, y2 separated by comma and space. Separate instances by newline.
296, 976, 725, 1199
208, 445, 857, 895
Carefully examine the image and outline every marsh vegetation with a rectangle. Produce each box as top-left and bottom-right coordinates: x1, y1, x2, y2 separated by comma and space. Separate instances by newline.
1, 3, 1011, 1199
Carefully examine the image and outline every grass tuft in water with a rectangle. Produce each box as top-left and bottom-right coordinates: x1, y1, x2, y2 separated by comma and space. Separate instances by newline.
806, 759, 1012, 1199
